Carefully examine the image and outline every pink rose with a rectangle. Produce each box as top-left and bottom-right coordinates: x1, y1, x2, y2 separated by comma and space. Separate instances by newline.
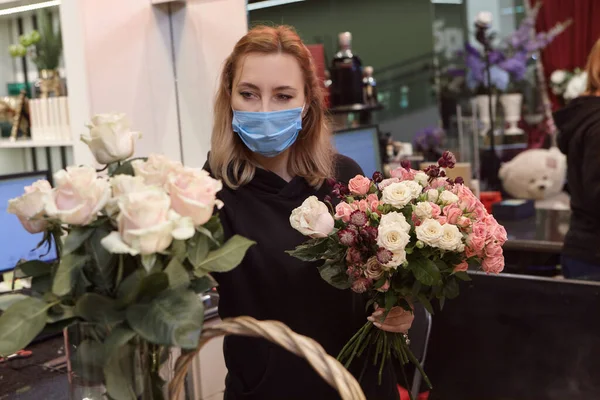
168, 167, 224, 226
465, 245, 477, 258
7, 179, 52, 234
351, 277, 372, 294
390, 167, 417, 180
335, 202, 354, 222
484, 243, 503, 258
356, 200, 369, 212
377, 280, 391, 293
366, 194, 381, 214
379, 177, 400, 190
467, 232, 486, 255
482, 255, 504, 273
430, 203, 442, 218
484, 215, 507, 245
430, 178, 450, 189
458, 216, 472, 228
290, 196, 335, 238
436, 216, 448, 225
443, 204, 462, 225
348, 175, 371, 196
454, 260, 469, 272
472, 221, 487, 238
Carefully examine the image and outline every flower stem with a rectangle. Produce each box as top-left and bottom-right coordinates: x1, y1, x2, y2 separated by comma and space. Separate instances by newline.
343, 322, 373, 369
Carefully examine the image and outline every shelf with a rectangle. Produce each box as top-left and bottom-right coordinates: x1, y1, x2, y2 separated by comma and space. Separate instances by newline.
0, 139, 73, 148
328, 103, 384, 115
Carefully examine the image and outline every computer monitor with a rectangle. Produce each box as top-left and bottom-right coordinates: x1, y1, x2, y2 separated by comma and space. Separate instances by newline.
333, 126, 382, 178
0, 171, 57, 273
425, 272, 600, 399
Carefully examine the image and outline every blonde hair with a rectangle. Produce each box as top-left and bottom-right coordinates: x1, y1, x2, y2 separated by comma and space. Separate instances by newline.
585, 38, 600, 95
209, 25, 334, 189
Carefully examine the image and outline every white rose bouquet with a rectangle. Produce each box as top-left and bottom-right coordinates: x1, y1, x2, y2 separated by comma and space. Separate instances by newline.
550, 68, 588, 102
287, 151, 506, 397
1, 113, 254, 399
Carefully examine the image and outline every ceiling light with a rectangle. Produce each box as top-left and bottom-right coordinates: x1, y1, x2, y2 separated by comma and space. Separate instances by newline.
0, 0, 61, 17
247, 0, 305, 12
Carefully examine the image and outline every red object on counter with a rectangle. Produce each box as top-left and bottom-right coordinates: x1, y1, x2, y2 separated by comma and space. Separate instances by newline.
398, 385, 429, 400
480, 191, 502, 214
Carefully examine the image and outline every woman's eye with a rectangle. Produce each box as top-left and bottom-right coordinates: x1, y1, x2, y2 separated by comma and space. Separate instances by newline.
276, 94, 293, 101
240, 91, 256, 99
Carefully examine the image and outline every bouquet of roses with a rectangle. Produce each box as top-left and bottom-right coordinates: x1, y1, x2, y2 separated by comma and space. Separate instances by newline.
287, 151, 506, 396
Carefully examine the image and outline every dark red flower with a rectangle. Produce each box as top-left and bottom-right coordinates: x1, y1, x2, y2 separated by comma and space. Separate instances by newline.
425, 165, 440, 178
349, 210, 368, 227
438, 151, 456, 169
439, 170, 447, 178
372, 171, 384, 183
360, 226, 378, 243
346, 247, 365, 265
401, 160, 412, 170
326, 178, 338, 187
324, 195, 332, 203
376, 247, 393, 264
338, 228, 358, 247
455, 177, 465, 185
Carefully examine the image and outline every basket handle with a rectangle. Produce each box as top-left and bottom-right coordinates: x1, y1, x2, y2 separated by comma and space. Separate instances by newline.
169, 316, 366, 400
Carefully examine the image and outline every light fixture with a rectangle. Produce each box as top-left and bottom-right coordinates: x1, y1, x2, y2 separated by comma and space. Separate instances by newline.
430, 0, 463, 4
0, 0, 61, 17
247, 0, 305, 12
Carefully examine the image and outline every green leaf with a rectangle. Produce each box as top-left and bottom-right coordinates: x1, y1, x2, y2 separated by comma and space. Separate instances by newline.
188, 234, 210, 269
443, 278, 460, 299
0, 293, 28, 311
411, 280, 422, 298
318, 261, 351, 290
0, 297, 52, 356
47, 304, 75, 324
385, 290, 398, 310
103, 325, 137, 400
86, 225, 117, 294
285, 237, 329, 262
165, 258, 191, 289
416, 293, 434, 315
194, 235, 255, 275
137, 272, 169, 301
203, 215, 224, 247
189, 275, 218, 294
409, 257, 441, 287
110, 158, 147, 177
17, 260, 51, 278
31, 274, 52, 294
52, 253, 91, 296
63, 227, 95, 255
126, 290, 204, 349
75, 293, 125, 325
454, 271, 472, 281
72, 339, 106, 383
116, 269, 145, 308
170, 240, 187, 262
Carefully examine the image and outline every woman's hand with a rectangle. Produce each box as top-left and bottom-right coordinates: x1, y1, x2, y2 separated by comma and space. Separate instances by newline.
368, 306, 414, 333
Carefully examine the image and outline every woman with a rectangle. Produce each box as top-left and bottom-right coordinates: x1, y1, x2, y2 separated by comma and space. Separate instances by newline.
207, 26, 413, 399
555, 38, 600, 280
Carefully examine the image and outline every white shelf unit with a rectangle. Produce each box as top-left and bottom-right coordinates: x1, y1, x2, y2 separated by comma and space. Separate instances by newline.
0, 139, 73, 148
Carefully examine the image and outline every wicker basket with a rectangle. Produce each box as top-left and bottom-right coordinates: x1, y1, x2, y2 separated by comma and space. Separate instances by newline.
169, 316, 366, 400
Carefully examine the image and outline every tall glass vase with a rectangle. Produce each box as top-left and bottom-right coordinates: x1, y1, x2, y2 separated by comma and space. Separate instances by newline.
64, 323, 171, 400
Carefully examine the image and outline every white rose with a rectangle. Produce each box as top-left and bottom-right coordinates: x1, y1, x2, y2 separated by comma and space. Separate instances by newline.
550, 70, 567, 84
383, 250, 407, 270
290, 196, 334, 238
132, 153, 183, 187
439, 190, 459, 204
564, 72, 588, 101
427, 189, 439, 203
81, 113, 141, 164
415, 218, 443, 247
377, 224, 410, 252
106, 174, 148, 215
476, 11, 493, 27
405, 180, 423, 197
379, 211, 411, 233
413, 201, 433, 220
381, 182, 418, 208
438, 223, 465, 252
414, 171, 429, 187
168, 167, 224, 226
7, 180, 52, 233
101, 187, 194, 261
45, 166, 110, 225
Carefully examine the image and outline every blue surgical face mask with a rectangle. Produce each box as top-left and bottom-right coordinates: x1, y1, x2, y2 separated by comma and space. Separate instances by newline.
231, 105, 304, 158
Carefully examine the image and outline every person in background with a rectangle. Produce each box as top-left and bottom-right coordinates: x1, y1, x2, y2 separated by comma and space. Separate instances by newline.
555, 37, 600, 280
206, 25, 413, 399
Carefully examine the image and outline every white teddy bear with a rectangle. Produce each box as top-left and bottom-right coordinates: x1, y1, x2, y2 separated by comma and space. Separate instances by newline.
498, 147, 567, 201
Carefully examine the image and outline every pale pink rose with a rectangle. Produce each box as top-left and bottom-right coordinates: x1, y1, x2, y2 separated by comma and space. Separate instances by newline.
430, 203, 442, 218
454, 260, 469, 272
436, 216, 448, 225
45, 166, 110, 225
335, 202, 354, 222
366, 194, 381, 213
81, 113, 141, 164
351, 277, 372, 294
168, 167, 224, 226
132, 154, 183, 188
412, 214, 422, 226
377, 280, 391, 293
467, 232, 486, 255
465, 245, 477, 258
472, 221, 487, 239
348, 175, 371, 196
458, 216, 472, 228
7, 180, 52, 233
356, 200, 369, 212
290, 196, 335, 238
430, 178, 450, 189
484, 243, 503, 258
484, 215, 507, 245
379, 177, 400, 190
482, 255, 504, 273
443, 204, 463, 225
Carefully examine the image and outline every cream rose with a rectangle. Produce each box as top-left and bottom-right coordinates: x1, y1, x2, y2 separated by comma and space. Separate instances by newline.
379, 211, 411, 233
81, 113, 141, 164
438, 223, 465, 252
290, 196, 334, 238
45, 166, 110, 225
132, 154, 183, 187
426, 189, 439, 203
168, 167, 224, 226
106, 175, 148, 215
7, 180, 52, 233
414, 171, 429, 187
101, 187, 194, 259
383, 250, 407, 270
365, 257, 385, 280
413, 201, 434, 220
377, 224, 410, 252
439, 190, 459, 204
415, 218, 444, 247
476, 11, 493, 27
381, 182, 419, 208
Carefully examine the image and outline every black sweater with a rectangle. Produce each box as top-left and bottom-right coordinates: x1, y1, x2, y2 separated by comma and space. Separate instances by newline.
555, 96, 600, 264
209, 154, 398, 400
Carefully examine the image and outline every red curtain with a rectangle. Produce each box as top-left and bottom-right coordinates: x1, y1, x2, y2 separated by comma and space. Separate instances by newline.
533, 0, 600, 109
